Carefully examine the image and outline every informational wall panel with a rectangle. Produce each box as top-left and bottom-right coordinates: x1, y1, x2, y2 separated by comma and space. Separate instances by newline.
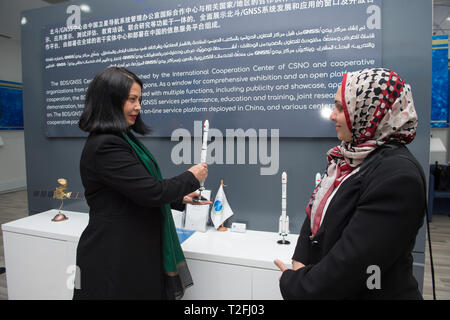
42, 0, 382, 137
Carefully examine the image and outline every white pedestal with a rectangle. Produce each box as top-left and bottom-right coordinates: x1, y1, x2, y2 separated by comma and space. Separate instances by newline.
181, 228, 297, 300
1, 210, 88, 300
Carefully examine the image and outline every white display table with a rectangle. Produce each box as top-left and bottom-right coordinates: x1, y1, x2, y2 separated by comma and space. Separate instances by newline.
2, 210, 88, 300
1, 210, 296, 300
181, 228, 295, 300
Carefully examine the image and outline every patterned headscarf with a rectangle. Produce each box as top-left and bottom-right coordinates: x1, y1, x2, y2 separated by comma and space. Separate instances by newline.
306, 68, 418, 236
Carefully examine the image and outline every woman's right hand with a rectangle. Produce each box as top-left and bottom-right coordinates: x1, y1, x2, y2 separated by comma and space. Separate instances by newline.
188, 163, 208, 183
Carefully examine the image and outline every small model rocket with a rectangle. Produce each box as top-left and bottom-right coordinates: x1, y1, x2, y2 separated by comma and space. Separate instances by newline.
198, 120, 209, 199
278, 171, 290, 244
315, 172, 321, 187
200, 120, 209, 164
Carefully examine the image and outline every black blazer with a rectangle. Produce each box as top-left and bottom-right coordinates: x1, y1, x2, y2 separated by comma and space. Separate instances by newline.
280, 143, 426, 300
73, 133, 199, 300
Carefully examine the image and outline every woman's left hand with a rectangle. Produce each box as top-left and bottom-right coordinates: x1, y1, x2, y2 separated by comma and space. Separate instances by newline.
182, 192, 213, 205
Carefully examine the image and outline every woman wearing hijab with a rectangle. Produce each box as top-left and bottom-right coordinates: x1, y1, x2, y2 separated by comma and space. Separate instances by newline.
73, 67, 211, 300
274, 68, 426, 299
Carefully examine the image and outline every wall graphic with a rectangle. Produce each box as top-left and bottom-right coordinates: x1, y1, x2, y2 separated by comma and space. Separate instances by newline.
0, 80, 24, 130
42, 0, 382, 137
431, 35, 449, 128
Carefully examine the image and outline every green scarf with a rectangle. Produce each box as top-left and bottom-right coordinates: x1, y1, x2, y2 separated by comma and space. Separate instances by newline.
123, 132, 192, 299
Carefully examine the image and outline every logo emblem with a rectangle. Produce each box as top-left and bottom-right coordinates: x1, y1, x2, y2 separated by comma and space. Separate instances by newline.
213, 200, 223, 215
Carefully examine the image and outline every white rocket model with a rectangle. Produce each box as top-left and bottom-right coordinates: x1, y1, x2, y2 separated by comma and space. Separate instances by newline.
198, 120, 209, 199
315, 172, 321, 187
200, 120, 209, 164
278, 171, 290, 244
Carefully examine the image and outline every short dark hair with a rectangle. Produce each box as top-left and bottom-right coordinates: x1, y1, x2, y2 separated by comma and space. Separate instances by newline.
79, 67, 150, 135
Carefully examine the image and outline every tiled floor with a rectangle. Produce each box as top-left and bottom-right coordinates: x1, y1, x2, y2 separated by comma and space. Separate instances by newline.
0, 189, 449, 300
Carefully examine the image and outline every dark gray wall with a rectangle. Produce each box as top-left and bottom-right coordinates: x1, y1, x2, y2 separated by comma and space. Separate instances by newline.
21, 0, 431, 291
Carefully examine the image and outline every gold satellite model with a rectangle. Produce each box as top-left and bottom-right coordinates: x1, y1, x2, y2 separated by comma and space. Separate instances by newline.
52, 178, 72, 222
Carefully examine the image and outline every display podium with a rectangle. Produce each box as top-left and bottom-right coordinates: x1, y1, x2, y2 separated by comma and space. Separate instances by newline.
182, 228, 295, 300
2, 210, 296, 300
2, 210, 88, 300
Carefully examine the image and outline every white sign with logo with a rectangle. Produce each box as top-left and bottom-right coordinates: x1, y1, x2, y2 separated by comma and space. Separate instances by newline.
184, 189, 211, 232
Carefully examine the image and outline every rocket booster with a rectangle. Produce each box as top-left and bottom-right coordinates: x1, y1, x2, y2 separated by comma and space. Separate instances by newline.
200, 120, 209, 164
279, 171, 289, 236
198, 120, 209, 196
315, 172, 321, 187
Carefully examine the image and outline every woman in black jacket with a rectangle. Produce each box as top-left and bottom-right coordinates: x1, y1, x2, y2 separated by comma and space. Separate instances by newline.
73, 67, 210, 300
275, 68, 426, 299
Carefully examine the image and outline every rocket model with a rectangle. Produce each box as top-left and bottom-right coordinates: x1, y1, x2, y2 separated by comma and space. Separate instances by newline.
315, 172, 321, 187
197, 120, 209, 200
200, 120, 209, 164
278, 171, 290, 244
